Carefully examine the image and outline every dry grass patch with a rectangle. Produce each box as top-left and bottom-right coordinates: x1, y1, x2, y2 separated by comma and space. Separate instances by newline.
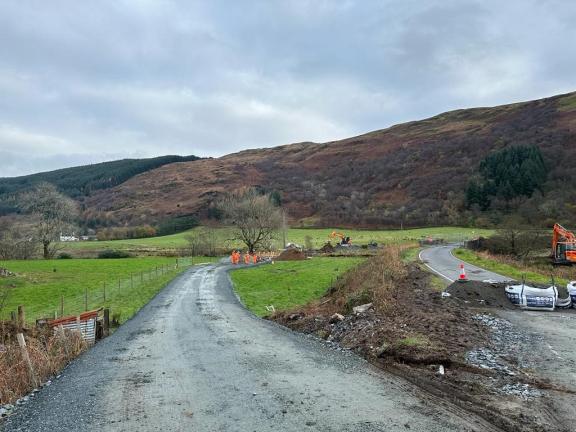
0, 323, 87, 404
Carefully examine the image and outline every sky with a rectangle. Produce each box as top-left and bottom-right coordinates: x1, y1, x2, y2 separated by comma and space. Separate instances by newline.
1, 0, 575, 177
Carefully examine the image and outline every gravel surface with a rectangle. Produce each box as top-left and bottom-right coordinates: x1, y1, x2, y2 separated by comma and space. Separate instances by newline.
1, 263, 494, 432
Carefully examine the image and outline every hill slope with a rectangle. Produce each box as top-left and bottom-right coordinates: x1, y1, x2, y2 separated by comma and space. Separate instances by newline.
82, 91, 576, 228
0, 155, 200, 215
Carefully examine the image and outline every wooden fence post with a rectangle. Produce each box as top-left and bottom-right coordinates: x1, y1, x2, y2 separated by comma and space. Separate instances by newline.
17, 305, 25, 329
84, 288, 88, 311
76, 315, 81, 337
60, 295, 64, 317
103, 308, 110, 337
10, 311, 16, 323
16, 333, 38, 388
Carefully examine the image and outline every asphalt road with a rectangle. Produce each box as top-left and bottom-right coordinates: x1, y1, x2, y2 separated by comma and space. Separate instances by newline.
2, 263, 500, 432
419, 245, 510, 283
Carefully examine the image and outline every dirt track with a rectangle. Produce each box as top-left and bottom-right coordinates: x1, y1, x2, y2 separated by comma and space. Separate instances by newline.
2, 263, 501, 432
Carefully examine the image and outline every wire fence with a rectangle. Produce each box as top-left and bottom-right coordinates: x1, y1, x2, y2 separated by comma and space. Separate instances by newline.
4, 257, 200, 325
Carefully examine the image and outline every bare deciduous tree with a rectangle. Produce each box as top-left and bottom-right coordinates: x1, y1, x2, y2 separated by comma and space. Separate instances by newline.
218, 189, 282, 253
185, 227, 218, 256
20, 183, 79, 259
0, 218, 37, 260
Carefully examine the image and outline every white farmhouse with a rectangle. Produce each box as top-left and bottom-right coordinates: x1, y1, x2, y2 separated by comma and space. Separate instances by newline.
59, 233, 79, 242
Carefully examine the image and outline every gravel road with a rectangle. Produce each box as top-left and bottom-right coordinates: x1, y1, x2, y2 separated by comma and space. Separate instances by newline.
2, 263, 499, 432
419, 245, 509, 283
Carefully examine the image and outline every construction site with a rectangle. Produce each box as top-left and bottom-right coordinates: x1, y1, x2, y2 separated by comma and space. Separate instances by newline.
268, 226, 576, 432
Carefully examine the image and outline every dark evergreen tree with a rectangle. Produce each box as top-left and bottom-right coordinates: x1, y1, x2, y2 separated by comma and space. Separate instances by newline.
466, 145, 547, 210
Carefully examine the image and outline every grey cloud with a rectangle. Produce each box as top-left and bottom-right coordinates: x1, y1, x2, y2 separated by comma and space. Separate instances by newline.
0, 0, 575, 176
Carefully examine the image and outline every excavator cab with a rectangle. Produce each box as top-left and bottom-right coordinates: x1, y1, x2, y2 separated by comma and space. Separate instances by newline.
555, 242, 576, 264
329, 231, 352, 246
552, 223, 576, 265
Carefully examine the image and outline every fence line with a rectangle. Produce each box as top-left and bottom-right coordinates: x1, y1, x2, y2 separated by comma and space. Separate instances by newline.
5, 257, 197, 324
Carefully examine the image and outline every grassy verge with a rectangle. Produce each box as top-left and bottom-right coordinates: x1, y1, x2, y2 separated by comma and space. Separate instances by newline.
400, 244, 420, 263
453, 248, 569, 285
0, 256, 217, 323
230, 257, 364, 317
63, 226, 492, 254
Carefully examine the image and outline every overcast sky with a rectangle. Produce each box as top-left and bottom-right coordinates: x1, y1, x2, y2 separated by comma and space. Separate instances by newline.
1, 0, 575, 177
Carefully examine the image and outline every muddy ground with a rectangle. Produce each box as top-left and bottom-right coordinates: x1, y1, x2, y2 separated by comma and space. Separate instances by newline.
272, 259, 574, 432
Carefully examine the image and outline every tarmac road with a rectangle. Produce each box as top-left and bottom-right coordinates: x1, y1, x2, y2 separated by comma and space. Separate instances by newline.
2, 263, 501, 432
419, 245, 510, 283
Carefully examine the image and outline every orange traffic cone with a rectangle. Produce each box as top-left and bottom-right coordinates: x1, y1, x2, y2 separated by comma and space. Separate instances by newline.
458, 263, 468, 282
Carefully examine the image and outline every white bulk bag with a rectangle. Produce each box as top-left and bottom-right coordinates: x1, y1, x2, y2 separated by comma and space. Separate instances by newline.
505, 284, 557, 311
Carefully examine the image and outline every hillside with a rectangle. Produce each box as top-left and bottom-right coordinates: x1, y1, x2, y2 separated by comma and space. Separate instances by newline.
80, 91, 576, 228
0, 155, 200, 216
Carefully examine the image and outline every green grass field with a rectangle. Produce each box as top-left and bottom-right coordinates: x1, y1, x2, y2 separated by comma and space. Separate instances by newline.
64, 226, 492, 253
230, 257, 364, 317
0, 257, 216, 323
453, 249, 566, 286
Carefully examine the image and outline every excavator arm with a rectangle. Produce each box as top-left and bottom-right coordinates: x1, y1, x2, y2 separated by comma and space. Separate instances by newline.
329, 231, 351, 245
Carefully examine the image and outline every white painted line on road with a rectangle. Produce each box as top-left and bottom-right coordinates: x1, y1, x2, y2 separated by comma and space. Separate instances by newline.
418, 249, 455, 283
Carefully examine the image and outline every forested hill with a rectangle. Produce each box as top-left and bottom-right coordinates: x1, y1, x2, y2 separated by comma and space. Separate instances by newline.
0, 155, 199, 206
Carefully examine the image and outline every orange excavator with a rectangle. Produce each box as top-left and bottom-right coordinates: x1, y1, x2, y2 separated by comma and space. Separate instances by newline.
552, 223, 576, 265
329, 231, 351, 246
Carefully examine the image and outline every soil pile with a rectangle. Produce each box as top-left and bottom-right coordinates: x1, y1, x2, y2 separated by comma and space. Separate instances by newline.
319, 242, 335, 253
274, 252, 487, 365
276, 248, 306, 261
446, 281, 516, 309
271, 249, 567, 432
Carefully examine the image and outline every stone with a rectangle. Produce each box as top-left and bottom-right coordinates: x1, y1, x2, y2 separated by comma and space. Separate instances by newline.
353, 303, 373, 315
329, 313, 345, 323
375, 343, 389, 358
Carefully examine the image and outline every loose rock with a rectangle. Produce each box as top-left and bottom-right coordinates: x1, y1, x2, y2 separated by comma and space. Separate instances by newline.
352, 303, 373, 315
329, 313, 345, 323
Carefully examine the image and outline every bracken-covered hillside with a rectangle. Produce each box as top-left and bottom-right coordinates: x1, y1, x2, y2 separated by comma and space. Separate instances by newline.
75, 91, 576, 227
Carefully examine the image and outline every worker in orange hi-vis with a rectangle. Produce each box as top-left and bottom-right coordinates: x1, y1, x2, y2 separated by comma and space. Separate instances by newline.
252, 253, 258, 264
232, 250, 239, 265
244, 252, 250, 265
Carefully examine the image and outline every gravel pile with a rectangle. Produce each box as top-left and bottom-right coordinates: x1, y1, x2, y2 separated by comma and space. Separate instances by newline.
500, 383, 542, 400
472, 314, 541, 368
467, 314, 544, 400
466, 347, 513, 374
